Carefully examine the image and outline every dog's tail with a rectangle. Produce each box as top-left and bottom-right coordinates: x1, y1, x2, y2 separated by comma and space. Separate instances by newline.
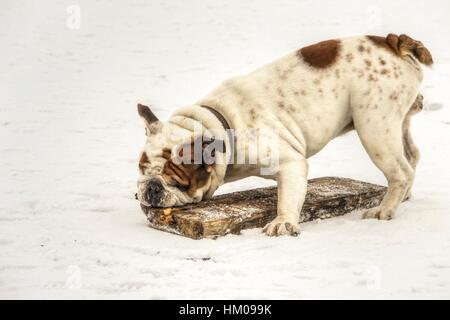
387, 34, 433, 66
369, 34, 433, 66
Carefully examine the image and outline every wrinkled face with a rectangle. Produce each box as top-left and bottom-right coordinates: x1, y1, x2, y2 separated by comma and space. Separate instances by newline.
136, 104, 224, 208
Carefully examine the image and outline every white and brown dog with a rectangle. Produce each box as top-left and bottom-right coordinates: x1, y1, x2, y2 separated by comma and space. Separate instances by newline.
137, 33, 432, 236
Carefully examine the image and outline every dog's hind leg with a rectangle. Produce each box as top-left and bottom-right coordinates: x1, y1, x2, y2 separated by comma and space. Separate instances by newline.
352, 96, 415, 220
402, 94, 423, 199
403, 94, 422, 170
403, 116, 420, 169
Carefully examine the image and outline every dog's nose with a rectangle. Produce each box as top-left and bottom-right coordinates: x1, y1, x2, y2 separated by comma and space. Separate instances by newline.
145, 179, 164, 207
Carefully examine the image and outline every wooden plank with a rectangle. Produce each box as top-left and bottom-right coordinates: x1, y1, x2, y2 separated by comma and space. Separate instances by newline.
140, 177, 387, 239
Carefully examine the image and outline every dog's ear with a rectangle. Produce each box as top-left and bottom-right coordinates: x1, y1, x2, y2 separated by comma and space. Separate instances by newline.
172, 135, 226, 171
137, 103, 162, 135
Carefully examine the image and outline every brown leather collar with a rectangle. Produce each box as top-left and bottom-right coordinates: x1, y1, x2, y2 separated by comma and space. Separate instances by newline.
200, 105, 233, 170
200, 105, 231, 131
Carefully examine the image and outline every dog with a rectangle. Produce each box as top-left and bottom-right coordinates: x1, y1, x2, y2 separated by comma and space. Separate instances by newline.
136, 33, 432, 236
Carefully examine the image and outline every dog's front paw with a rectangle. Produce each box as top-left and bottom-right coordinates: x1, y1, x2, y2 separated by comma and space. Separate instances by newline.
362, 207, 395, 220
262, 218, 300, 237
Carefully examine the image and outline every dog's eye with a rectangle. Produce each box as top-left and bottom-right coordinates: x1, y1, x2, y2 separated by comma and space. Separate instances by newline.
175, 182, 188, 192
167, 178, 188, 192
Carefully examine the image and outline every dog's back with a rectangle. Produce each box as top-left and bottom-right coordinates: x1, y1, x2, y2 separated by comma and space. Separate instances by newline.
199, 34, 432, 157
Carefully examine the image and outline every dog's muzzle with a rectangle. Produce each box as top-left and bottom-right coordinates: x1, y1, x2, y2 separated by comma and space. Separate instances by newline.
143, 179, 165, 207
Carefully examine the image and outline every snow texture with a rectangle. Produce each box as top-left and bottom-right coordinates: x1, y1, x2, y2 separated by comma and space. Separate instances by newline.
1, 0, 450, 299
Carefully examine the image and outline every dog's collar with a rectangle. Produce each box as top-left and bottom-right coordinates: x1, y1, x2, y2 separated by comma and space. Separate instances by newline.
200, 105, 230, 131
200, 104, 233, 170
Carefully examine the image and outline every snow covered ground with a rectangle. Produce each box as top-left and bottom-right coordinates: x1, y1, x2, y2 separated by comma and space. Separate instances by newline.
1, 0, 450, 299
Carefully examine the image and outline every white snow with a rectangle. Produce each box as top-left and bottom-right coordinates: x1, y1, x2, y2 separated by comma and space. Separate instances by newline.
1, 0, 450, 299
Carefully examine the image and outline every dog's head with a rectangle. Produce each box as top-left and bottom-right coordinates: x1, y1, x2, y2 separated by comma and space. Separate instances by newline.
136, 104, 226, 208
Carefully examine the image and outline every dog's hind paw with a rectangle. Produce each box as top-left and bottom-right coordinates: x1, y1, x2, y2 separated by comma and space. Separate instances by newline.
362, 207, 395, 220
262, 218, 300, 237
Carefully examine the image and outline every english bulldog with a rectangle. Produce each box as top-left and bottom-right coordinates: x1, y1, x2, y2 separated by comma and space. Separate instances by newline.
137, 33, 432, 236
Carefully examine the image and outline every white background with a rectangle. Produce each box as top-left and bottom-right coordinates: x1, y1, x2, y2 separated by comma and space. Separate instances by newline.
1, 0, 449, 299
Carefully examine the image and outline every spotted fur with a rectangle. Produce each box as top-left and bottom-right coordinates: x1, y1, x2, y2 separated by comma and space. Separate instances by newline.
137, 34, 432, 236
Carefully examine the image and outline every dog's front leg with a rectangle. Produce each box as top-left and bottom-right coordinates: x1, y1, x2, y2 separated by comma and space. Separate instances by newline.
263, 156, 308, 237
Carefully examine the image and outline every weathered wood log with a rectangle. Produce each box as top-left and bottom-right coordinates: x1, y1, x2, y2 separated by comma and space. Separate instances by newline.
141, 177, 387, 239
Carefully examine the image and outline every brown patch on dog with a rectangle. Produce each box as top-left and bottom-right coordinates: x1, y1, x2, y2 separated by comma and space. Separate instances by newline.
139, 152, 149, 172
380, 69, 390, 75
161, 147, 211, 197
162, 162, 210, 197
364, 60, 372, 68
367, 34, 433, 66
298, 39, 341, 69
367, 35, 396, 53
249, 108, 257, 120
